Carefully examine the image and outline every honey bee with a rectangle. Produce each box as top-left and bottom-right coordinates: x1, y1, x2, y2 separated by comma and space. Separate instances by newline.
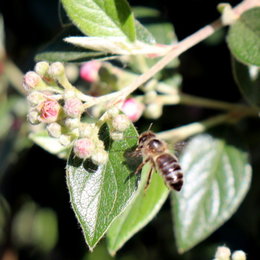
134, 131, 184, 191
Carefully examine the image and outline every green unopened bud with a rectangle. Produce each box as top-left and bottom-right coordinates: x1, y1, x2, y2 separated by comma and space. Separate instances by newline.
49, 62, 65, 77
34, 61, 49, 77
63, 90, 76, 100
65, 63, 79, 83
144, 103, 163, 119
79, 123, 98, 138
27, 91, 46, 106
64, 118, 80, 130
218, 3, 238, 25
91, 149, 108, 165
46, 122, 62, 138
232, 251, 246, 260
215, 246, 231, 260
144, 90, 157, 103
112, 114, 130, 132
27, 110, 40, 125
107, 107, 120, 117
59, 134, 71, 146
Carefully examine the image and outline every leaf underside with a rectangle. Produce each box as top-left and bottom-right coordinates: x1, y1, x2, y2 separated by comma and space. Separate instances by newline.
172, 128, 252, 253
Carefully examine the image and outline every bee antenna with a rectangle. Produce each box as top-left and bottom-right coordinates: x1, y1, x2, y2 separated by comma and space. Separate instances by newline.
124, 136, 137, 139
147, 123, 153, 131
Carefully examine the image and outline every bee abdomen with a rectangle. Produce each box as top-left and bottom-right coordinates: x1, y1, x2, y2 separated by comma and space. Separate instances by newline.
156, 154, 184, 191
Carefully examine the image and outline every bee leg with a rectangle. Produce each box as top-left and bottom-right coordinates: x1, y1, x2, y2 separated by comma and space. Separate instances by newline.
144, 167, 154, 191
134, 158, 150, 175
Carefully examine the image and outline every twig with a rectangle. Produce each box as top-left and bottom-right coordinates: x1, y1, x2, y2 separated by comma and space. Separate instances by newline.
157, 114, 231, 142
109, 0, 260, 104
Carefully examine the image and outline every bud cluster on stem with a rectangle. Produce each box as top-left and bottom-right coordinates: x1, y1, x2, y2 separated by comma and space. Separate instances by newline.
23, 61, 110, 165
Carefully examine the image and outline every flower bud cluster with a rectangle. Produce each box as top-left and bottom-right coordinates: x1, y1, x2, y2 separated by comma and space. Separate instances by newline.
73, 123, 108, 165
213, 246, 247, 260
23, 61, 108, 165
106, 108, 131, 141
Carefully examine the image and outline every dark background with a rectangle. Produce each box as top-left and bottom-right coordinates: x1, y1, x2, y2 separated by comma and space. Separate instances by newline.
1, 0, 259, 260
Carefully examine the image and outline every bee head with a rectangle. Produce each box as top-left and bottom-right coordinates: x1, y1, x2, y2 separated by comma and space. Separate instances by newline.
138, 131, 156, 146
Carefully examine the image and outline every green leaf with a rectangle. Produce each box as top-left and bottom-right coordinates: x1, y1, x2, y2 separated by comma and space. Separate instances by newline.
29, 131, 70, 159
227, 7, 260, 66
35, 26, 114, 62
232, 57, 260, 107
66, 123, 140, 250
107, 164, 169, 255
135, 20, 156, 45
172, 128, 252, 253
61, 0, 136, 42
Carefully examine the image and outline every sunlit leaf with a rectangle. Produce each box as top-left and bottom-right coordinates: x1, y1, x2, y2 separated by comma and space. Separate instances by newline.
172, 128, 252, 253
66, 123, 140, 250
35, 26, 114, 62
107, 164, 169, 255
61, 0, 136, 42
227, 7, 260, 66
29, 130, 70, 159
64, 36, 169, 56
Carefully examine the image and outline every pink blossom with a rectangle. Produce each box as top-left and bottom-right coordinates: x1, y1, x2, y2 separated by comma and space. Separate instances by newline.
64, 97, 83, 118
73, 138, 94, 159
23, 71, 42, 92
121, 98, 144, 122
39, 99, 60, 123
80, 61, 101, 82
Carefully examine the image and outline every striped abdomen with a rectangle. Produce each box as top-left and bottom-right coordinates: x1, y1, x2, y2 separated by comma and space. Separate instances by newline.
156, 153, 183, 191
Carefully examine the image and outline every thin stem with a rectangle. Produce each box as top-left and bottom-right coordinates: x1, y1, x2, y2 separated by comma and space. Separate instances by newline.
107, 0, 259, 104
180, 94, 258, 115
157, 114, 231, 142
136, 92, 258, 116
4, 60, 25, 95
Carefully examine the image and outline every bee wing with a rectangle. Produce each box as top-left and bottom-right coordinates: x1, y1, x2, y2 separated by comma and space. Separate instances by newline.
174, 141, 187, 156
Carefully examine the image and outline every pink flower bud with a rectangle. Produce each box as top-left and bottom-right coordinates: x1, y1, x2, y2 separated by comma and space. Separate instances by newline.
39, 99, 61, 123
73, 138, 94, 159
80, 60, 101, 82
23, 71, 43, 92
121, 98, 144, 122
64, 97, 84, 118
